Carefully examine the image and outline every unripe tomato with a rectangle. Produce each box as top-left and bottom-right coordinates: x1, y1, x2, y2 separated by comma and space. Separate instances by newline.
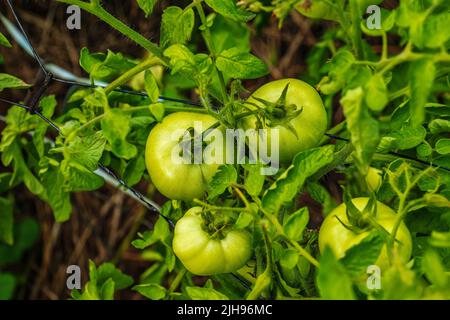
365, 167, 383, 192
173, 207, 253, 275
242, 79, 327, 163
319, 197, 412, 270
295, 0, 338, 21
145, 112, 223, 200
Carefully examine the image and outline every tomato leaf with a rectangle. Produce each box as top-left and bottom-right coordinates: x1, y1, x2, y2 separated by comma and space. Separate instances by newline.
101, 108, 137, 160
0, 273, 15, 300
243, 163, 265, 196
317, 247, 355, 300
207, 165, 237, 200
186, 286, 229, 300
216, 48, 268, 80
436, 139, 450, 155
339, 231, 385, 277
365, 73, 388, 112
205, 0, 255, 22
144, 70, 160, 104
160, 6, 195, 49
0, 31, 11, 48
0, 73, 30, 91
341, 87, 380, 173
136, 0, 158, 17
409, 58, 435, 127
283, 207, 309, 242
133, 283, 167, 300
262, 145, 334, 213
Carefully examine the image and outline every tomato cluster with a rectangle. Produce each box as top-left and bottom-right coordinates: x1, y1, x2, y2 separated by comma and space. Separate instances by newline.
144, 79, 412, 276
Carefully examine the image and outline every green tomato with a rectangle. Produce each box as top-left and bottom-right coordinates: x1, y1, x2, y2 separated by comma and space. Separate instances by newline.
319, 197, 412, 270
365, 167, 383, 192
173, 207, 253, 275
145, 112, 222, 201
295, 0, 338, 21
242, 79, 327, 163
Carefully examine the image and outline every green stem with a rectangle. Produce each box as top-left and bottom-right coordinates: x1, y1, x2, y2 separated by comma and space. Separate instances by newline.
256, 201, 320, 267
195, 2, 229, 105
349, 0, 363, 59
56, 0, 163, 58
66, 105, 206, 141
168, 268, 187, 294
105, 56, 163, 95
193, 199, 251, 213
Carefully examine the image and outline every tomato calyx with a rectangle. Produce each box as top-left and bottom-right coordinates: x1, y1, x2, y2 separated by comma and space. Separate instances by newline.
200, 210, 233, 240
334, 194, 378, 234
245, 83, 303, 139
177, 126, 210, 162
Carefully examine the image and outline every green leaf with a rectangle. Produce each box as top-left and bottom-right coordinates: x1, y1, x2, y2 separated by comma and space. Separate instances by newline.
205, 0, 255, 22
99, 278, 115, 300
318, 49, 355, 95
419, 12, 450, 49
379, 125, 426, 151
136, 0, 158, 17
65, 132, 106, 171
0, 218, 39, 267
186, 286, 229, 300
429, 119, 450, 135
283, 207, 309, 241
160, 6, 195, 49
409, 59, 435, 127
416, 142, 432, 159
133, 283, 167, 300
280, 249, 299, 270
306, 182, 337, 216
216, 48, 268, 79
365, 73, 388, 112
144, 70, 160, 103
33, 96, 57, 157
243, 164, 265, 196
0, 73, 30, 91
262, 145, 334, 213
0, 198, 13, 245
0, 32, 11, 48
123, 152, 146, 187
0, 273, 16, 300
149, 103, 165, 122
210, 15, 250, 53
436, 139, 450, 155
341, 87, 380, 173
339, 231, 384, 277
317, 247, 355, 300
207, 165, 237, 200
429, 231, 450, 248
235, 210, 254, 229
382, 263, 421, 299
79, 48, 136, 82
41, 167, 72, 222
164, 44, 213, 82
96, 263, 134, 290
132, 216, 171, 249
421, 249, 448, 288
101, 109, 137, 160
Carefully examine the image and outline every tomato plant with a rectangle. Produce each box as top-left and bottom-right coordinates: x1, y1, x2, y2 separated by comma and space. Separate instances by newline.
0, 0, 449, 301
